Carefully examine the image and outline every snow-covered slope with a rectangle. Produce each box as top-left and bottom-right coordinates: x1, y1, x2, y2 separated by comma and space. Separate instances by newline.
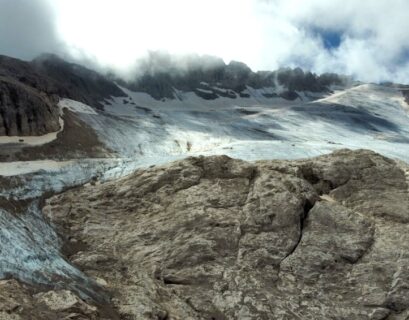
2, 83, 408, 178
79, 83, 409, 163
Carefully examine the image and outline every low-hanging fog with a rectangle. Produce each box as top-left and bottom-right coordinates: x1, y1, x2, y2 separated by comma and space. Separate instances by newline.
1, 0, 409, 83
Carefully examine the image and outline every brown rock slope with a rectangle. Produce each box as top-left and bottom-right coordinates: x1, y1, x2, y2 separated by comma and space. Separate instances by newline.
3, 149, 409, 319
0, 55, 62, 137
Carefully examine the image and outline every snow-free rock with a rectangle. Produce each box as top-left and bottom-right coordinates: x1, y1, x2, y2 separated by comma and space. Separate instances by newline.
0, 79, 60, 136
0, 280, 104, 319
36, 149, 409, 319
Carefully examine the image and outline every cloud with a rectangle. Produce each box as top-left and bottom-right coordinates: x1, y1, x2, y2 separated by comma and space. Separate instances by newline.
47, 0, 263, 75
1, 0, 409, 83
256, 0, 409, 83
0, 0, 63, 60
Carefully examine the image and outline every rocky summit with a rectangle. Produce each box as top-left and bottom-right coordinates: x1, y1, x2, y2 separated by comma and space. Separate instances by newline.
2, 149, 408, 319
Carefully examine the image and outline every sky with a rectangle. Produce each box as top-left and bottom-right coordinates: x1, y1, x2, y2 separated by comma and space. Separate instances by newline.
1, 0, 409, 83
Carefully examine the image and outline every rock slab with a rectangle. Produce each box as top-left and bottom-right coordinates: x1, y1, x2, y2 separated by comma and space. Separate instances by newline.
3, 149, 409, 319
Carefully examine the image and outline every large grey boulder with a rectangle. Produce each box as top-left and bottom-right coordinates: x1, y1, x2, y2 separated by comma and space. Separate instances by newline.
119, 52, 347, 100
33, 150, 409, 319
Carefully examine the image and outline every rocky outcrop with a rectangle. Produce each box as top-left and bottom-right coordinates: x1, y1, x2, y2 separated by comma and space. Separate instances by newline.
0, 54, 125, 110
0, 279, 116, 319
0, 78, 60, 136
0, 54, 125, 137
28, 149, 409, 319
117, 52, 348, 100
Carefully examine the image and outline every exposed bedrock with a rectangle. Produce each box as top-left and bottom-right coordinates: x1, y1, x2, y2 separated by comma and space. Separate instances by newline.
0, 54, 126, 137
0, 79, 60, 136
4, 149, 398, 319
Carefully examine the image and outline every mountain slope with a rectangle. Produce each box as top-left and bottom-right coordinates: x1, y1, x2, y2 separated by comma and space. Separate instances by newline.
0, 54, 125, 139
0, 54, 409, 319
0, 77, 60, 136
31, 54, 126, 109
2, 150, 407, 319
118, 53, 347, 101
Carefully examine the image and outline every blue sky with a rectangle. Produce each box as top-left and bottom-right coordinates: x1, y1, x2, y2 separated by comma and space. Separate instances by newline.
314, 29, 343, 50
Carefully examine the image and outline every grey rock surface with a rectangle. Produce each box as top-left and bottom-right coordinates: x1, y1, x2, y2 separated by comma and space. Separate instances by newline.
0, 279, 109, 319
0, 78, 60, 136
34, 149, 409, 319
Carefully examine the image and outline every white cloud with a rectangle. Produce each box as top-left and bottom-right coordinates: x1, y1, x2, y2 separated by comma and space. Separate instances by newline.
48, 0, 263, 74
255, 0, 409, 82
2, 0, 409, 83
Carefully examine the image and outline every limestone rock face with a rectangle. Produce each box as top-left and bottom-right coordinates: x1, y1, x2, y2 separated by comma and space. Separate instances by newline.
39, 149, 409, 319
34, 290, 97, 314
0, 79, 60, 136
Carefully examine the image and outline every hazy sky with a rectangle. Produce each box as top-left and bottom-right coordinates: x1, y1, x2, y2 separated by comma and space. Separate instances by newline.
1, 0, 409, 83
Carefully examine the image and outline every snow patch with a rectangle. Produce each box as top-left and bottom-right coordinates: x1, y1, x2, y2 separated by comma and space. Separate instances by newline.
58, 98, 98, 115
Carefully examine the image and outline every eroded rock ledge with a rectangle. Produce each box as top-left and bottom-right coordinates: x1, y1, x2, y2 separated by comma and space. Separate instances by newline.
0, 78, 60, 136
2, 149, 409, 319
